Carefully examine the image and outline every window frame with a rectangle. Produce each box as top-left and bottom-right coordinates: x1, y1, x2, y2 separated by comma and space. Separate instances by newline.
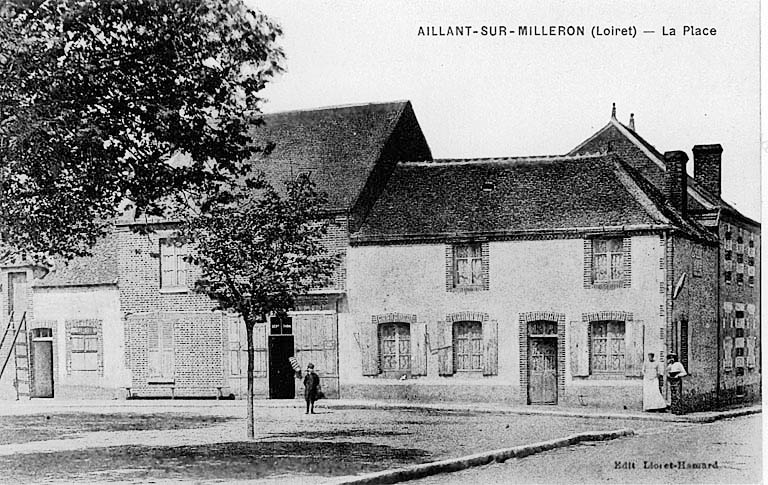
584, 237, 630, 289
589, 320, 626, 375
453, 321, 483, 372
447, 242, 489, 291
378, 322, 412, 375
159, 238, 188, 291
69, 325, 98, 372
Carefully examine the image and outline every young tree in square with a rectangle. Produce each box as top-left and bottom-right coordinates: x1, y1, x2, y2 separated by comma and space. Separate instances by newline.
0, 0, 283, 262
175, 172, 336, 439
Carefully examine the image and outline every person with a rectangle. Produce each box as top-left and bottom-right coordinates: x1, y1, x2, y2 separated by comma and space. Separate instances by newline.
642, 353, 667, 411
303, 363, 320, 414
666, 353, 688, 415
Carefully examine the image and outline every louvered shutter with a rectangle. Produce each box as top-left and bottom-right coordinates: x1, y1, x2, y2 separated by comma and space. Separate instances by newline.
482, 320, 498, 376
160, 319, 175, 379
147, 315, 161, 379
624, 320, 644, 377
253, 322, 268, 377
410, 322, 427, 376
437, 321, 454, 376
360, 323, 380, 376
569, 320, 589, 377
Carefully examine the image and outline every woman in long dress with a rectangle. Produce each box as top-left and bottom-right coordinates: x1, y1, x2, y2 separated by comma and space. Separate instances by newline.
643, 353, 667, 411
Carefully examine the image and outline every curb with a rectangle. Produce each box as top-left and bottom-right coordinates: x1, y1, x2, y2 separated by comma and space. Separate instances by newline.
330, 428, 635, 485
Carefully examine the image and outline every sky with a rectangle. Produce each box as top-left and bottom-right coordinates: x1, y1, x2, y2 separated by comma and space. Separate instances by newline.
248, 0, 760, 220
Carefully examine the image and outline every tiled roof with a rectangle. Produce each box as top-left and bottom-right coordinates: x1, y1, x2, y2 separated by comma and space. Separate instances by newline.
251, 101, 411, 211
354, 154, 715, 242
33, 235, 118, 288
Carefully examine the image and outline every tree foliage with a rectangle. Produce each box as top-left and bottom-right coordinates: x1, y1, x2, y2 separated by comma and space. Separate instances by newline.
175, 172, 337, 438
0, 0, 283, 262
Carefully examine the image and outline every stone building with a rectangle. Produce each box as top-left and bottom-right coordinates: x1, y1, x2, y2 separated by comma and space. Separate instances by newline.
0, 102, 758, 412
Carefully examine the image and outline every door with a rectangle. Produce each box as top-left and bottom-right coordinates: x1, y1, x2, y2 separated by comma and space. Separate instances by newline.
528, 338, 557, 404
268, 335, 295, 399
293, 314, 339, 399
32, 339, 53, 398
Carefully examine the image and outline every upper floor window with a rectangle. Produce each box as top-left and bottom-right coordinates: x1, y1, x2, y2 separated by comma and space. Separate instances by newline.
692, 246, 703, 277
160, 239, 187, 289
585, 237, 631, 289
447, 242, 489, 291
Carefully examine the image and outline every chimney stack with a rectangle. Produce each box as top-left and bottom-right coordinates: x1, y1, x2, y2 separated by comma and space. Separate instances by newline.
692, 144, 722, 198
628, 113, 635, 131
664, 151, 688, 215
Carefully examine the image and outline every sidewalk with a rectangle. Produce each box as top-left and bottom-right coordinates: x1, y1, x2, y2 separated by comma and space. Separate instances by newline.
0, 396, 760, 423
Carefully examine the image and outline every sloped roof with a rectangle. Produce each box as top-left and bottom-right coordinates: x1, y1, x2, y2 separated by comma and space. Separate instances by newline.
569, 115, 757, 226
354, 154, 714, 243
33, 235, 118, 288
251, 101, 412, 211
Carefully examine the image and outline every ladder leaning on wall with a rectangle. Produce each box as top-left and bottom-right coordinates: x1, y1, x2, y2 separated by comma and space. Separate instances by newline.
0, 312, 31, 400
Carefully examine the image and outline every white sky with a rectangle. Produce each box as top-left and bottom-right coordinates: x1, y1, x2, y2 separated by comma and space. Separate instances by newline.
249, 0, 760, 220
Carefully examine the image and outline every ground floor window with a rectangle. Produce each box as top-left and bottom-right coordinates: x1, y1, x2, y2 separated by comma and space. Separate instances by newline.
453, 321, 483, 371
591, 320, 625, 373
379, 323, 411, 372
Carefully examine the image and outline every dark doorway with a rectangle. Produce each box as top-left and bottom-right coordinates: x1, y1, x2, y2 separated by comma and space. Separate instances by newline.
31, 337, 54, 398
528, 337, 557, 404
268, 335, 295, 399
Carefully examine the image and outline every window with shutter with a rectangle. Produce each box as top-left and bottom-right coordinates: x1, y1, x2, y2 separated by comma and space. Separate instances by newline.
453, 321, 483, 371
379, 323, 411, 373
148, 318, 175, 382
590, 321, 625, 374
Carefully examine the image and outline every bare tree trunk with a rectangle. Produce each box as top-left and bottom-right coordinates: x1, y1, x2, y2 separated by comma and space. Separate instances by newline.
244, 316, 255, 439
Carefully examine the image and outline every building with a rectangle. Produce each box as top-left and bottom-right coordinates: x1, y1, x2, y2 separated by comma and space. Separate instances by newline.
570, 106, 761, 408
343, 150, 720, 410
0, 102, 759, 411
1, 101, 432, 400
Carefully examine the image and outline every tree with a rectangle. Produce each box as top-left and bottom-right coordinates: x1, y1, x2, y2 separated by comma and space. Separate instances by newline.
175, 172, 336, 439
0, 0, 283, 263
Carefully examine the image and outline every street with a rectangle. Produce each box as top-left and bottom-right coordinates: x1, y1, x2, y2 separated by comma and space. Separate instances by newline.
407, 414, 762, 484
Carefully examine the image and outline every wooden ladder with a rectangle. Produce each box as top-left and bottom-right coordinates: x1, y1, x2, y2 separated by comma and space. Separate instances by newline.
0, 312, 31, 400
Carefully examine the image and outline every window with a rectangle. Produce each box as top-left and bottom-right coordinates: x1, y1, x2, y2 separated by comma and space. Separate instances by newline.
453, 243, 484, 287
379, 323, 411, 372
160, 239, 187, 289
590, 321, 625, 373
593, 239, 624, 283
725, 250, 732, 261
148, 320, 174, 382
725, 271, 732, 284
70, 326, 98, 371
453, 321, 483, 371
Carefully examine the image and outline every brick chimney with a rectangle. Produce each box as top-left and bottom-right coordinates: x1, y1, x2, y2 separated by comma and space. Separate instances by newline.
664, 151, 688, 215
692, 144, 722, 198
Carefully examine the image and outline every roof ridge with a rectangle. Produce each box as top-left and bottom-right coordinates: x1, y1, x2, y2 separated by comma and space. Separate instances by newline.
260, 100, 410, 116
404, 152, 608, 166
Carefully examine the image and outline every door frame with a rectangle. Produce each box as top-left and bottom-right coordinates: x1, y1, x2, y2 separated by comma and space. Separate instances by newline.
517, 313, 566, 405
527, 336, 558, 404
268, 334, 295, 399
31, 332, 54, 398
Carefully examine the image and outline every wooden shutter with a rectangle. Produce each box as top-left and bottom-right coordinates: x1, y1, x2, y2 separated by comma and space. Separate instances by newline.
569, 320, 589, 377
436, 321, 454, 376
160, 319, 175, 379
360, 323, 380, 376
410, 322, 427, 376
253, 321, 268, 377
147, 316, 161, 378
482, 319, 498, 376
624, 320, 644, 377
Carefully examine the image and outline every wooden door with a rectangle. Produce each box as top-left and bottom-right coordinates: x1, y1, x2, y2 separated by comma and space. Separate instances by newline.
32, 340, 53, 398
528, 338, 557, 404
293, 314, 339, 398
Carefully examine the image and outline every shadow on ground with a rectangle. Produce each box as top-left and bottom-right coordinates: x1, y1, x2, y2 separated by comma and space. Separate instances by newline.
269, 428, 409, 439
0, 413, 233, 445
0, 441, 431, 483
